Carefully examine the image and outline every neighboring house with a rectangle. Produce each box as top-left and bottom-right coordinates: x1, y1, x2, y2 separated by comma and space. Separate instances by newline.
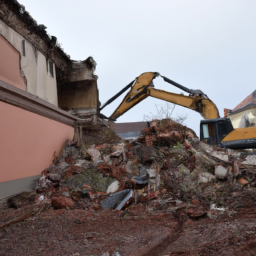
113, 122, 149, 141
229, 90, 256, 129
0, 0, 99, 199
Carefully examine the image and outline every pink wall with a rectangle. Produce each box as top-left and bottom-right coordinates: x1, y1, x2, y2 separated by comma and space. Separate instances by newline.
0, 101, 74, 183
0, 35, 26, 90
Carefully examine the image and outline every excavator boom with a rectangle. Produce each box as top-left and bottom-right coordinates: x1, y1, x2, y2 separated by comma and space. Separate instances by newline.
106, 72, 219, 121
148, 88, 219, 120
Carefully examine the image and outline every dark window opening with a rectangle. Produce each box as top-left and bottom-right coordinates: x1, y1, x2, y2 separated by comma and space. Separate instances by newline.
46, 59, 48, 72
22, 40, 25, 56
49, 61, 54, 77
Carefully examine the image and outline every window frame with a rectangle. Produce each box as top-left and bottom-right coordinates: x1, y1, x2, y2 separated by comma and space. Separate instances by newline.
48, 61, 54, 77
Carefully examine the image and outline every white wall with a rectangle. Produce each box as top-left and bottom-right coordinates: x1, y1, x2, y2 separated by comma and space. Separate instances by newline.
230, 108, 256, 128
0, 20, 58, 106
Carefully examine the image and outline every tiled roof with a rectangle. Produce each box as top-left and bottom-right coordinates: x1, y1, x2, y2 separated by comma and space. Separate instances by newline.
112, 122, 149, 134
232, 90, 256, 114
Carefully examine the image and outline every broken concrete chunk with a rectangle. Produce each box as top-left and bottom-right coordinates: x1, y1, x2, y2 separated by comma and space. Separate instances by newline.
147, 168, 156, 178
107, 180, 120, 194
111, 142, 126, 161
215, 165, 229, 179
49, 173, 61, 182
86, 145, 102, 164
178, 164, 190, 176
198, 172, 216, 184
74, 159, 91, 167
195, 152, 216, 173
57, 161, 70, 169
210, 203, 226, 211
110, 150, 123, 157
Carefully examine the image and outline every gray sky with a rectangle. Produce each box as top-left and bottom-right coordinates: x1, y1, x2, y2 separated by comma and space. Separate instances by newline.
20, 0, 256, 135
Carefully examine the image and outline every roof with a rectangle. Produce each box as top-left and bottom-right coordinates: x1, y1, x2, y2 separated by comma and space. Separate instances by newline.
112, 121, 149, 134
231, 90, 256, 115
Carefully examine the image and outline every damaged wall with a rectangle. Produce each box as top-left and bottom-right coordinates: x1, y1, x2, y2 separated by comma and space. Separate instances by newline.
0, 0, 71, 72
0, 1, 99, 114
0, 21, 58, 106
57, 58, 99, 117
0, 35, 26, 90
230, 108, 256, 129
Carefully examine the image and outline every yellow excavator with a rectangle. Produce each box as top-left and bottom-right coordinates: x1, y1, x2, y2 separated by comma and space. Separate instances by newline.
100, 72, 256, 149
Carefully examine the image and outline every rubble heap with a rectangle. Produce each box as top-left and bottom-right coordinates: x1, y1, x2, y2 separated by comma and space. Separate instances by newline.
6, 118, 256, 220
3, 118, 256, 255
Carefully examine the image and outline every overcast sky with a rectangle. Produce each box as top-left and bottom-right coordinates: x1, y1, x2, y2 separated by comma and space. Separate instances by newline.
20, 0, 256, 135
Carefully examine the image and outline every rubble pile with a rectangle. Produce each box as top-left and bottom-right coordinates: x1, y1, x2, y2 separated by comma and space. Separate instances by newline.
2, 119, 256, 255
6, 118, 256, 220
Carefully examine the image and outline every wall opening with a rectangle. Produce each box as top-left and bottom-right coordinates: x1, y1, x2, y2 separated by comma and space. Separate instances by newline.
49, 61, 54, 77
22, 40, 25, 56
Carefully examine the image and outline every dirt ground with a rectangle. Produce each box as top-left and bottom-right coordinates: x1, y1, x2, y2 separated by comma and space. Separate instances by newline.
1, 194, 256, 256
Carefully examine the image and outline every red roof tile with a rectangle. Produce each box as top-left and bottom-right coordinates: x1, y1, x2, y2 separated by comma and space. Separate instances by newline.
232, 90, 256, 112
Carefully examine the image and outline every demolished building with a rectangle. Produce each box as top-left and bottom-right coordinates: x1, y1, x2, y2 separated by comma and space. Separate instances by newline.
0, 0, 99, 199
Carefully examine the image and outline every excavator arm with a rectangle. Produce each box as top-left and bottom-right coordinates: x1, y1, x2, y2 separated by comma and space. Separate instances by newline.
147, 88, 220, 120
100, 72, 220, 121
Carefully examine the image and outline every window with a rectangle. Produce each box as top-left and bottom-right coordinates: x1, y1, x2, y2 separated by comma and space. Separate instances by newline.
22, 40, 25, 56
202, 123, 215, 138
49, 61, 54, 77
46, 59, 48, 72
202, 124, 209, 138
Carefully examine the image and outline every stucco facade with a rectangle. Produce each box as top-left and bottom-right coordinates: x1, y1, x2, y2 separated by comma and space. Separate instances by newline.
0, 101, 74, 199
230, 108, 256, 129
0, 21, 58, 105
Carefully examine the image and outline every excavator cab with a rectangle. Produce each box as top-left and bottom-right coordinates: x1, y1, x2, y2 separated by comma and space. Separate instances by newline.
200, 118, 234, 147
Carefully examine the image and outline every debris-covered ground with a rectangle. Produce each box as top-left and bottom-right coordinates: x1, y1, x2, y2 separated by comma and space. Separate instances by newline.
1, 119, 256, 256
